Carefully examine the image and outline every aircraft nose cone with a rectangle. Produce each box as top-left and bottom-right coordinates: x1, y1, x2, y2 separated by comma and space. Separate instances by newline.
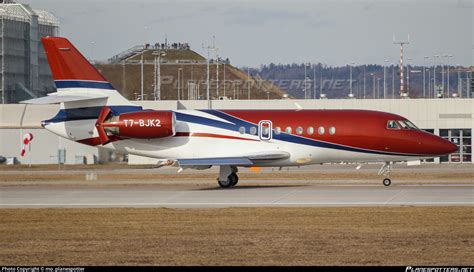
436, 138, 458, 155
445, 140, 458, 154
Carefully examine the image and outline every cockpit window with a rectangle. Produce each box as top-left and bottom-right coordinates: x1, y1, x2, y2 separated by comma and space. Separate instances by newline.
404, 120, 418, 129
387, 120, 399, 129
396, 120, 409, 129
388, 119, 419, 130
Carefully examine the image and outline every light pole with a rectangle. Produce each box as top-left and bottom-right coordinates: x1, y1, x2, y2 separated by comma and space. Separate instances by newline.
122, 61, 126, 95
391, 63, 395, 99
319, 65, 323, 99
370, 73, 375, 99
406, 58, 412, 96
443, 54, 453, 97
215, 50, 219, 98
211, 36, 220, 98
177, 68, 183, 100
467, 70, 471, 98
457, 64, 461, 98
152, 51, 166, 100
427, 67, 431, 98
304, 63, 307, 99
202, 42, 216, 108
205, 45, 210, 103
383, 60, 388, 99
247, 67, 251, 100
348, 62, 355, 98
440, 55, 445, 95
363, 65, 366, 99
140, 51, 144, 100
433, 55, 439, 97
377, 78, 381, 98
216, 54, 219, 98
423, 56, 429, 98
313, 64, 316, 99
223, 62, 226, 97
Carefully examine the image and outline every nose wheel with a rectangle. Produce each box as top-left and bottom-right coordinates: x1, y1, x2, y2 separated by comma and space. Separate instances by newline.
217, 166, 239, 188
378, 162, 393, 187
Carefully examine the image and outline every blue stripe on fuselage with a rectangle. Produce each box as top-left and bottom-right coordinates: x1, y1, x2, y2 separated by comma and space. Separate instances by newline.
55, 80, 115, 90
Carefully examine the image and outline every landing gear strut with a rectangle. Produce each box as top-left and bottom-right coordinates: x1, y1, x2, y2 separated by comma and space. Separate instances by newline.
217, 166, 239, 188
378, 162, 392, 186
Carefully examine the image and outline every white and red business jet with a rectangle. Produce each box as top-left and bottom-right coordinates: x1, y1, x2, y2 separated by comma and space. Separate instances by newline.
23, 37, 457, 188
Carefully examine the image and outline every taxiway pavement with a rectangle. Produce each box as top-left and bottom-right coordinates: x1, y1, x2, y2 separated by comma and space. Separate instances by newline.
1, 184, 472, 208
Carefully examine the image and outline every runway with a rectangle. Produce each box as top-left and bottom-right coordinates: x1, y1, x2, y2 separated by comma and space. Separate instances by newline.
1, 185, 473, 208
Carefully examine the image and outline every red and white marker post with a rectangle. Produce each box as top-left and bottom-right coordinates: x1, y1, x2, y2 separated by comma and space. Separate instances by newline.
21, 133, 34, 167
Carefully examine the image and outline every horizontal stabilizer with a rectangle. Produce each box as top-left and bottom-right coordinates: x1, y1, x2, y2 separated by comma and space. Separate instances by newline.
21, 94, 107, 104
177, 157, 253, 166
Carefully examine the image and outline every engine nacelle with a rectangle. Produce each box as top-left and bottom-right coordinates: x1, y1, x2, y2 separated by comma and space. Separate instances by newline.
95, 107, 175, 145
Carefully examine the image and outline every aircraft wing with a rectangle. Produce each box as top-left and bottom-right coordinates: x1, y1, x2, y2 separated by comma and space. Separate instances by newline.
177, 157, 253, 166
176, 151, 290, 167
245, 151, 290, 161
21, 93, 107, 104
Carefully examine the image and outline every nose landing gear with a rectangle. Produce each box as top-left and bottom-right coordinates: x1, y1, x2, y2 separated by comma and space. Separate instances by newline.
378, 162, 392, 186
382, 178, 391, 186
217, 165, 239, 188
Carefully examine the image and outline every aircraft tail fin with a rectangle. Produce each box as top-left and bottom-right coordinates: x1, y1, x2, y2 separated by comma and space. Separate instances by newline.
41, 36, 133, 106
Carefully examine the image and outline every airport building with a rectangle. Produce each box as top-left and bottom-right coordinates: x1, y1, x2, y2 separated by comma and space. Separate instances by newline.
0, 1, 59, 104
0, 98, 472, 165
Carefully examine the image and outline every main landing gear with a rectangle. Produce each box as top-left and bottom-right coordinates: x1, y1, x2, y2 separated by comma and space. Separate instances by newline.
217, 165, 239, 188
378, 162, 392, 186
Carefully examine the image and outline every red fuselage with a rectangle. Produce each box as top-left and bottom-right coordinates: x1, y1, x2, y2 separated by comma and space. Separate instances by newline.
220, 109, 457, 157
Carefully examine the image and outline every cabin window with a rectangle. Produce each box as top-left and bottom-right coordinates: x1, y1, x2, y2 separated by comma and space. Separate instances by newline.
296, 127, 303, 135
387, 120, 399, 129
329, 126, 336, 135
307, 127, 314, 135
274, 127, 281, 135
285, 127, 292, 134
318, 126, 325, 135
250, 126, 257, 135
239, 126, 246, 134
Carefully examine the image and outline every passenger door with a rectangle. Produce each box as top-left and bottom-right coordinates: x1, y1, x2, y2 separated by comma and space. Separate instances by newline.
258, 120, 272, 141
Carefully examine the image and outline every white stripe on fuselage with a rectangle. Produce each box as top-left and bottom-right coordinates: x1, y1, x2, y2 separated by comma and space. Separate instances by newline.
175, 110, 235, 125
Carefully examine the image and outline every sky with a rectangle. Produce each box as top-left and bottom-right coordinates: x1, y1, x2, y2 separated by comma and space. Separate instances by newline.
23, 0, 473, 67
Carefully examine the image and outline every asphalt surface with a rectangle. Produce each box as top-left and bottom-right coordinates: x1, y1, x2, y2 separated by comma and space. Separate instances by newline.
1, 184, 472, 208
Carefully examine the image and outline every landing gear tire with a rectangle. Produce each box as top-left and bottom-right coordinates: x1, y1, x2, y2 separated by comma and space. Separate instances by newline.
218, 177, 232, 188
217, 166, 239, 188
230, 173, 239, 186
218, 173, 238, 188
379, 162, 393, 187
